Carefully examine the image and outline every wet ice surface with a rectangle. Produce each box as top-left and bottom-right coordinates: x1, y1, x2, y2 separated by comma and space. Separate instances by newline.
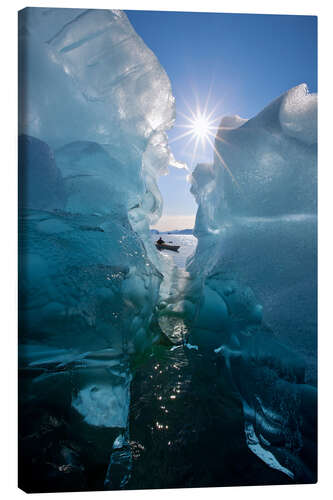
127, 319, 294, 489
151, 234, 197, 268
18, 318, 298, 492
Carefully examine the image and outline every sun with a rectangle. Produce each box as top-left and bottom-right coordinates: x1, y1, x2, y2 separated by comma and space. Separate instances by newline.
169, 98, 221, 161
192, 113, 211, 139
178, 108, 219, 147
169, 94, 239, 186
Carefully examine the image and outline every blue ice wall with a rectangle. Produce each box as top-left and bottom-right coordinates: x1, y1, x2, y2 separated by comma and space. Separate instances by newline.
187, 84, 317, 480
18, 8, 178, 445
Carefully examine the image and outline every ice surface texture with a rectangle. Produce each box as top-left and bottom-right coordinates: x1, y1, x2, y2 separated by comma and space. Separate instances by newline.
191, 84, 316, 224
18, 9, 178, 491
187, 84, 317, 480
19, 7, 178, 359
189, 84, 317, 376
19, 8, 176, 222
19, 9, 175, 149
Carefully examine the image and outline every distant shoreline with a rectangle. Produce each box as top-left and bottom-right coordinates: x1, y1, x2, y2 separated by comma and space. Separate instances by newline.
150, 228, 193, 235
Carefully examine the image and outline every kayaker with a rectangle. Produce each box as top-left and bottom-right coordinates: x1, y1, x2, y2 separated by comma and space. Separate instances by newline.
157, 237, 165, 245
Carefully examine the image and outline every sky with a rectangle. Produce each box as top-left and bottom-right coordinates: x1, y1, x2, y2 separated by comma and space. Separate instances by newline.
126, 10, 317, 230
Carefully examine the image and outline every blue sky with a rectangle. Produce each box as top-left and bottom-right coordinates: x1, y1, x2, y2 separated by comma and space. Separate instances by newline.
126, 10, 317, 229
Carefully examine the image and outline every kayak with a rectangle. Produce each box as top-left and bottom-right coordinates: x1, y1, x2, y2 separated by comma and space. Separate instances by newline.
155, 243, 180, 252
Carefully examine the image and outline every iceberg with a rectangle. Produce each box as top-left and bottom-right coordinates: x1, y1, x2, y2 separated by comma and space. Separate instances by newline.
188, 83, 317, 378
19, 7, 177, 358
187, 84, 317, 481
18, 7, 179, 492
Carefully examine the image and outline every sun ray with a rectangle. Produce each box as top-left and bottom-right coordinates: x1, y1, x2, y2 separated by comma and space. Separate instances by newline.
206, 135, 240, 188
182, 132, 197, 152
182, 98, 198, 122
169, 92, 239, 178
177, 109, 197, 123
206, 100, 224, 122
168, 129, 195, 144
213, 133, 230, 146
203, 81, 215, 118
208, 115, 223, 125
193, 89, 201, 117
190, 135, 201, 167
174, 123, 195, 129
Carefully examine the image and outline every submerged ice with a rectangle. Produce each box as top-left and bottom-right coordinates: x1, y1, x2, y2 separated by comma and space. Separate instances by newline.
19, 7, 317, 491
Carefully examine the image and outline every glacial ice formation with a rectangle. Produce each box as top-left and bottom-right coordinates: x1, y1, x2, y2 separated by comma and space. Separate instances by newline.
187, 84, 317, 480
19, 7, 177, 357
188, 83, 317, 375
18, 8, 180, 490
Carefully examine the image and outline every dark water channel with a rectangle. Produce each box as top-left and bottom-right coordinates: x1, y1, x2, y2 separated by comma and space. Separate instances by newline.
19, 317, 295, 492
127, 319, 294, 489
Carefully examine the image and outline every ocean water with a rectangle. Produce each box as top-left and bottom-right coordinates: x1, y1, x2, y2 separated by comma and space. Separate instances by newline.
127, 318, 294, 489
151, 234, 197, 268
